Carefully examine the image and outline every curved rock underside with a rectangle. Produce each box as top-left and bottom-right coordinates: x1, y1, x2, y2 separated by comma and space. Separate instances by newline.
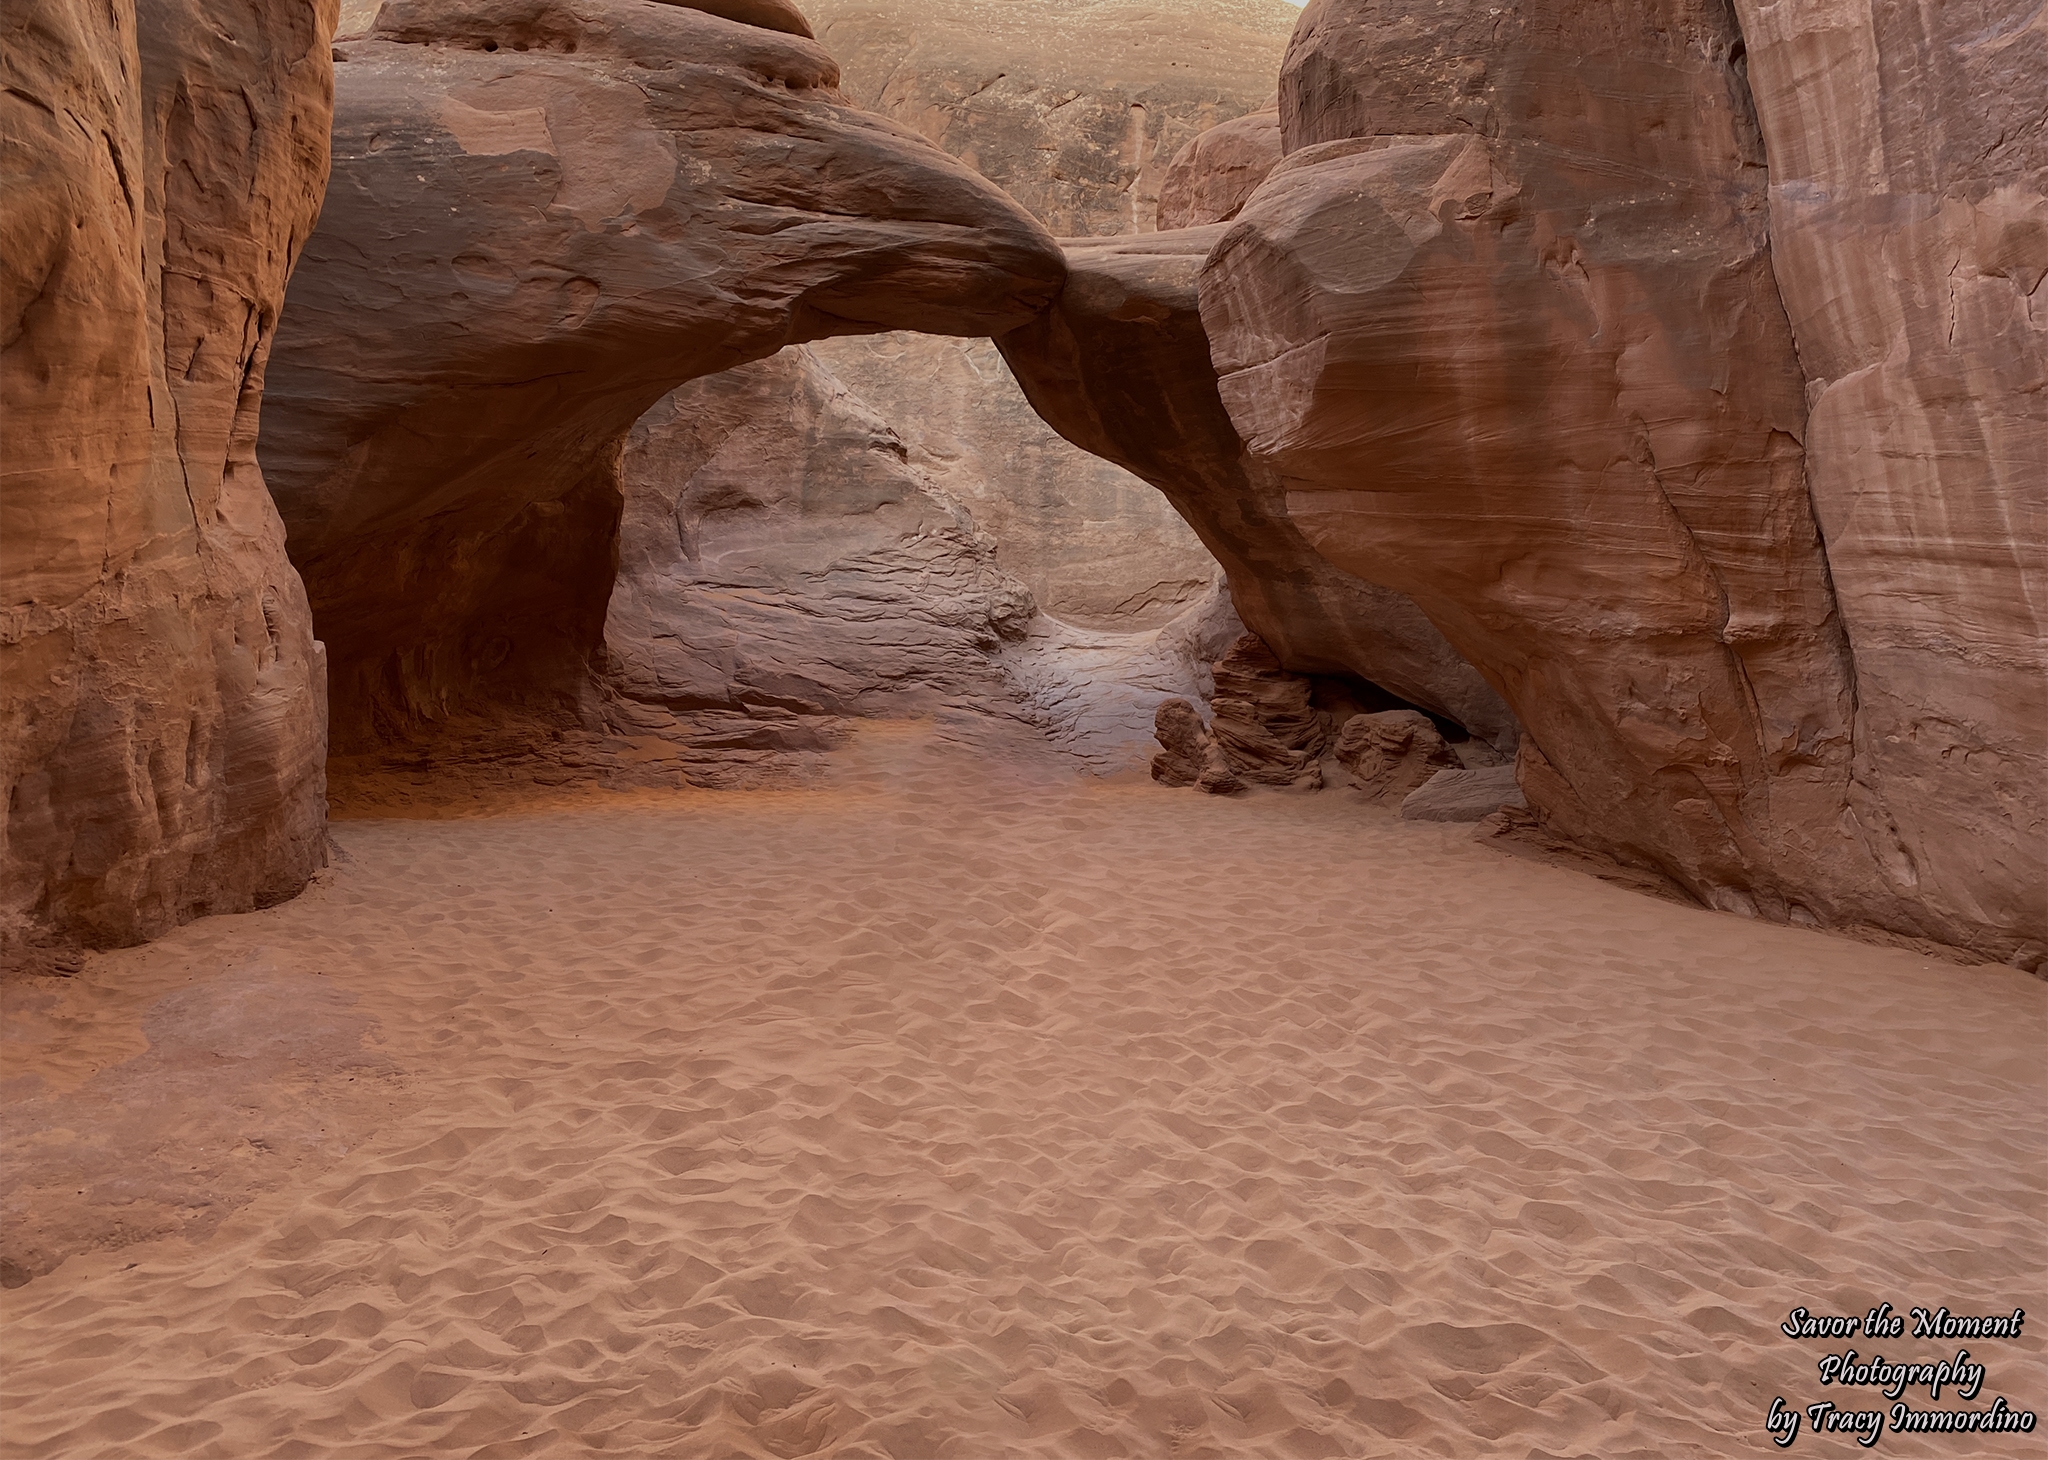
583, 0, 1310, 778
995, 229, 1521, 750
1, 0, 335, 958
800, 0, 1301, 633
1006, 0, 2045, 965
260, 0, 1066, 756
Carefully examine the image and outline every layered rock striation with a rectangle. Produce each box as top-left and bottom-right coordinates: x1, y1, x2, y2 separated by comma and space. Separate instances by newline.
996, 229, 1520, 748
1005, 0, 2045, 963
605, 347, 1032, 724
1, 0, 335, 957
259, 0, 1066, 757
1728, 0, 2047, 966
1207, 0, 1859, 925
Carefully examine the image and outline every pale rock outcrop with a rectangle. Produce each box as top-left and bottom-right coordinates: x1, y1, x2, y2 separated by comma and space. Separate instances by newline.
258, 0, 1066, 760
605, 347, 1032, 723
997, 578, 1249, 766
1402, 767, 1528, 825
1334, 710, 1457, 803
799, 335, 1217, 630
1, 0, 334, 958
1729, 0, 2048, 964
1157, 108, 1283, 230
996, 230, 1521, 749
808, 0, 1301, 236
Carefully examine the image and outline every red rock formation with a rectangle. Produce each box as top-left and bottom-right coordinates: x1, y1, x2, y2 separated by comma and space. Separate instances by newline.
1730, 0, 2048, 964
1150, 698, 1243, 794
1201, 0, 1872, 923
1334, 710, 1457, 803
257, 0, 1065, 759
1, 0, 335, 958
995, 230, 1520, 749
1157, 108, 1283, 229
1207, 633, 1327, 788
1008, 0, 2041, 963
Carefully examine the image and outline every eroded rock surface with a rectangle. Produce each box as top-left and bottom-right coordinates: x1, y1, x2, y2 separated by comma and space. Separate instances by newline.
809, 0, 1301, 236
1, 0, 334, 958
1208, 633, 1327, 789
605, 347, 1032, 723
1402, 767, 1528, 825
801, 334, 1217, 631
1157, 108, 1283, 229
1730, 0, 2048, 964
797, 0, 1303, 633
1150, 698, 1243, 795
259, 0, 1065, 758
1334, 711, 1457, 804
996, 230, 1520, 749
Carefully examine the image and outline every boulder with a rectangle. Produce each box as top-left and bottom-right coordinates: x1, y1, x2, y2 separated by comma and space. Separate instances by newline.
1150, 698, 1244, 796
1, 0, 334, 957
258, 0, 1066, 758
1157, 108, 1283, 229
1207, 633, 1326, 789
1402, 767, 1528, 825
1334, 710, 1458, 803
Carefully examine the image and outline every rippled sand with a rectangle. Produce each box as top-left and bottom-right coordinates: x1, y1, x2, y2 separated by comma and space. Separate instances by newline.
3, 723, 2043, 1458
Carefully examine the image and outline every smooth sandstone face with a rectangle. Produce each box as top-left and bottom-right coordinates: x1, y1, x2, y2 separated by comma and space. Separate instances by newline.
1205, 0, 1861, 918
1184, 0, 2044, 961
996, 229, 1521, 748
260, 0, 1066, 752
1729, 0, 2047, 964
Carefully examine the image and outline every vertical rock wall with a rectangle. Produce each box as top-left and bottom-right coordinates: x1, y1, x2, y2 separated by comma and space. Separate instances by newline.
1, 0, 334, 958
1731, 0, 2047, 961
1205, 0, 1861, 923
1003, 0, 2042, 961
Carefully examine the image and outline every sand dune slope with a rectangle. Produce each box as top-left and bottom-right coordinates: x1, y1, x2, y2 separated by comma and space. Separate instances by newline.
3, 726, 2042, 1457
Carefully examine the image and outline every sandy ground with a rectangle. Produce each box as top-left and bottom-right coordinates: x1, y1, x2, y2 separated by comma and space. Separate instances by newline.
2, 722, 2043, 1458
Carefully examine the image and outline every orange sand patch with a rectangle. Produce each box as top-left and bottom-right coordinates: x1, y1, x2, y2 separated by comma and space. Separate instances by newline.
3, 725, 2043, 1457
